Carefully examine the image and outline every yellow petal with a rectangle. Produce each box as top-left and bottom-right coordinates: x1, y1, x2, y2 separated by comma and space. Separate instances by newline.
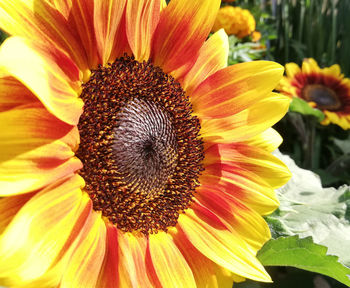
201, 163, 279, 215
0, 175, 87, 286
191, 61, 284, 119
182, 29, 229, 95
200, 93, 290, 143
126, 0, 161, 62
0, 193, 33, 234
178, 209, 271, 282
0, 72, 38, 112
94, 0, 127, 65
302, 58, 320, 74
60, 212, 107, 288
149, 231, 197, 288
0, 37, 83, 125
0, 0, 89, 73
285, 62, 301, 78
0, 104, 82, 196
95, 224, 119, 288
243, 128, 283, 152
152, 0, 220, 76
118, 232, 155, 288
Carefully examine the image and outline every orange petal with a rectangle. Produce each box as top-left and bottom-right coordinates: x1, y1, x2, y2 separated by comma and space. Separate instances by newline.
148, 231, 197, 288
0, 73, 38, 112
172, 227, 221, 288
152, 0, 220, 76
204, 142, 291, 189
59, 212, 106, 288
0, 193, 34, 234
201, 163, 279, 215
96, 223, 119, 288
0, 0, 89, 73
0, 103, 82, 196
94, 0, 127, 65
191, 61, 284, 119
69, 0, 100, 68
196, 186, 271, 253
200, 93, 290, 143
0, 37, 83, 125
118, 232, 155, 288
181, 29, 229, 95
178, 207, 271, 282
126, 0, 160, 62
0, 175, 88, 286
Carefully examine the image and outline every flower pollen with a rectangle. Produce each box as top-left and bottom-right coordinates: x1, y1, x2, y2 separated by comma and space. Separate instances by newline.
76, 56, 204, 234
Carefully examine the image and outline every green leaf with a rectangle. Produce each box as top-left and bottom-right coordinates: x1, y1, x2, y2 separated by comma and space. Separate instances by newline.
269, 151, 350, 267
289, 97, 325, 122
257, 236, 350, 287
334, 135, 350, 154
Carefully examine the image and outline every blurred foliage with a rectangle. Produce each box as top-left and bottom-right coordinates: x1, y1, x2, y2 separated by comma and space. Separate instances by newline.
233, 0, 350, 76
0, 30, 7, 44
227, 35, 266, 65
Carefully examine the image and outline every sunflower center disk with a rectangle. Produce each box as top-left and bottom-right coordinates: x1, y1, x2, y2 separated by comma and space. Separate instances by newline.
302, 84, 342, 111
76, 56, 204, 234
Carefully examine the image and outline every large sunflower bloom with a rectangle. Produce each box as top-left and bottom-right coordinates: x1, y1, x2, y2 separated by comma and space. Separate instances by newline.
0, 0, 291, 287
278, 58, 350, 129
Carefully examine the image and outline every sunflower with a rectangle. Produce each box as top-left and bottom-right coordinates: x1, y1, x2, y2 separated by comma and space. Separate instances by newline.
278, 58, 350, 129
0, 0, 291, 287
212, 6, 256, 39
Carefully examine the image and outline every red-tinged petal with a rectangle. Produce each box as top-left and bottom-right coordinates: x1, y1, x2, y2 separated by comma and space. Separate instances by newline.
201, 163, 279, 215
181, 29, 229, 95
243, 128, 283, 152
196, 186, 271, 253
0, 73, 38, 112
59, 212, 106, 288
0, 37, 83, 125
0, 0, 89, 73
152, 0, 220, 76
0, 193, 34, 234
200, 93, 290, 143
177, 208, 271, 282
0, 175, 87, 286
109, 9, 132, 62
0, 103, 82, 196
118, 233, 155, 288
96, 223, 119, 288
172, 228, 223, 288
148, 231, 197, 288
126, 0, 160, 62
204, 143, 291, 189
69, 0, 99, 68
191, 61, 284, 118
94, 0, 126, 65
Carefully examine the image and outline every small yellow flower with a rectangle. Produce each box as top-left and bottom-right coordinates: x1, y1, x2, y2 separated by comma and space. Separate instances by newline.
278, 58, 350, 130
212, 6, 256, 38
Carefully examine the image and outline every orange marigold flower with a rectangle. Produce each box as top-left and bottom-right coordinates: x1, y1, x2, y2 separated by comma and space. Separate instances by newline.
251, 31, 262, 42
0, 0, 290, 287
278, 58, 350, 130
212, 6, 256, 38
